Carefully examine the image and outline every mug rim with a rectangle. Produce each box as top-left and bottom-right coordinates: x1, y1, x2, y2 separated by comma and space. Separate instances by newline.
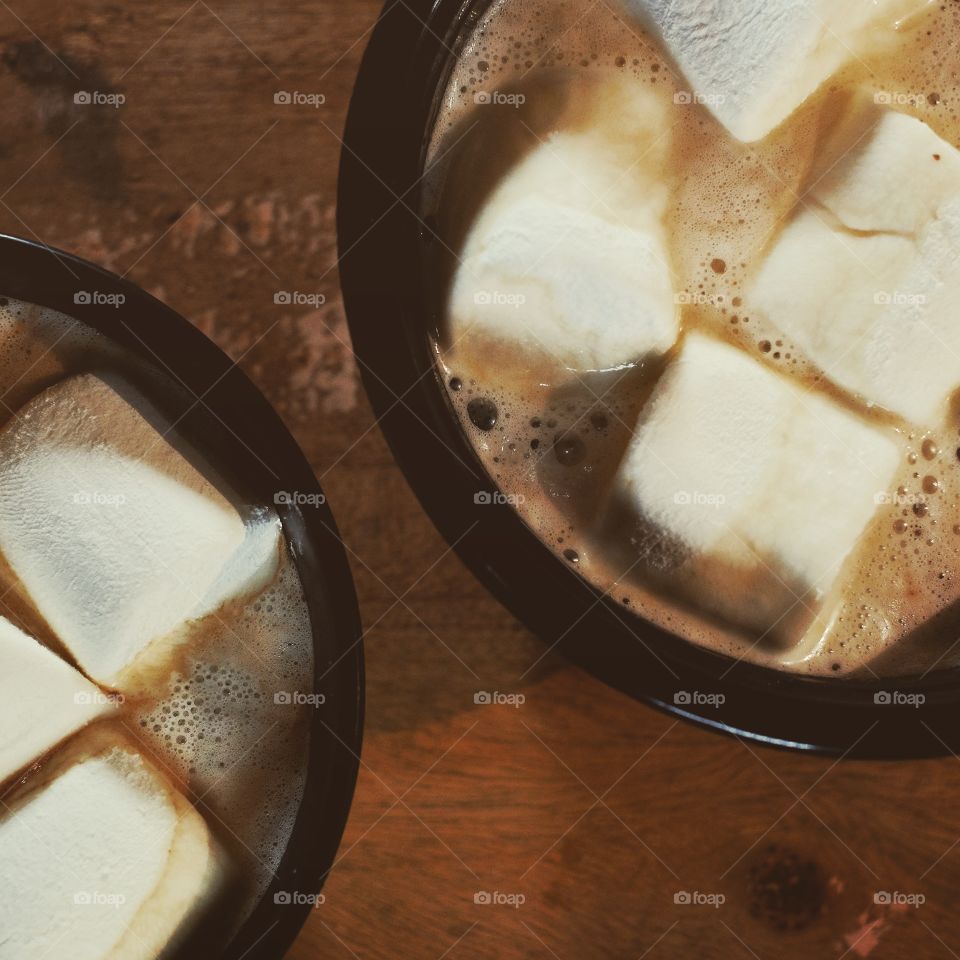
338, 0, 960, 759
0, 232, 364, 960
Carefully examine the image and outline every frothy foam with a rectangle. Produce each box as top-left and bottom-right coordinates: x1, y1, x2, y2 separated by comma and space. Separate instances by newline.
134, 558, 313, 899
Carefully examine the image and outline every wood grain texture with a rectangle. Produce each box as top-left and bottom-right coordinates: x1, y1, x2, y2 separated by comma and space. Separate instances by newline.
0, 2, 957, 958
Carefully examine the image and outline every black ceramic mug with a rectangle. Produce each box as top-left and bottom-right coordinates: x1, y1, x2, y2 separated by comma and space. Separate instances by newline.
0, 233, 364, 959
337, 0, 960, 759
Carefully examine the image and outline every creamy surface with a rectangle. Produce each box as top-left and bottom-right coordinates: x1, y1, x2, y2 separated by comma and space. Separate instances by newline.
426, 0, 960, 677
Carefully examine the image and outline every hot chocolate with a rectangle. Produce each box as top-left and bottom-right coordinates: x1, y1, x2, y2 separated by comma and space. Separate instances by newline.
425, 0, 960, 677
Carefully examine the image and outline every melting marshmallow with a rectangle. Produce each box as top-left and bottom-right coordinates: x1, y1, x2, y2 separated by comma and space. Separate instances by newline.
448, 79, 679, 375
749, 103, 960, 425
622, 0, 932, 141
0, 732, 225, 960
613, 332, 900, 648
0, 373, 280, 687
0, 615, 112, 784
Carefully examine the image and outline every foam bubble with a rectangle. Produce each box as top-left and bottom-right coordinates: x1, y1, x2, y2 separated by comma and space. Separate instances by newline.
134, 559, 313, 907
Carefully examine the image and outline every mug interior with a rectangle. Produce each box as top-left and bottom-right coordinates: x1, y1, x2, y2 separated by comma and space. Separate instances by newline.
0, 234, 363, 960
338, 0, 960, 759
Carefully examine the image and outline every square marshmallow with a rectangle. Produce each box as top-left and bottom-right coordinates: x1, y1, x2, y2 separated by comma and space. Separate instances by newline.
0, 615, 112, 785
0, 732, 225, 960
0, 373, 280, 687
449, 80, 679, 374
614, 332, 900, 646
623, 0, 932, 141
749, 103, 960, 425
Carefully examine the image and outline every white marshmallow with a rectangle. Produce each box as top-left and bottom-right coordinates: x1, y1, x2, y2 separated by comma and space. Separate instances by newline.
0, 734, 225, 960
749, 105, 960, 425
0, 373, 281, 687
0, 616, 111, 784
614, 333, 900, 646
812, 103, 960, 234
623, 0, 932, 142
448, 79, 678, 374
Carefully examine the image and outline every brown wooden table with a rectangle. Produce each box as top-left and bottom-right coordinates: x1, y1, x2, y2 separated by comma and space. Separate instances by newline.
0, 2, 957, 958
